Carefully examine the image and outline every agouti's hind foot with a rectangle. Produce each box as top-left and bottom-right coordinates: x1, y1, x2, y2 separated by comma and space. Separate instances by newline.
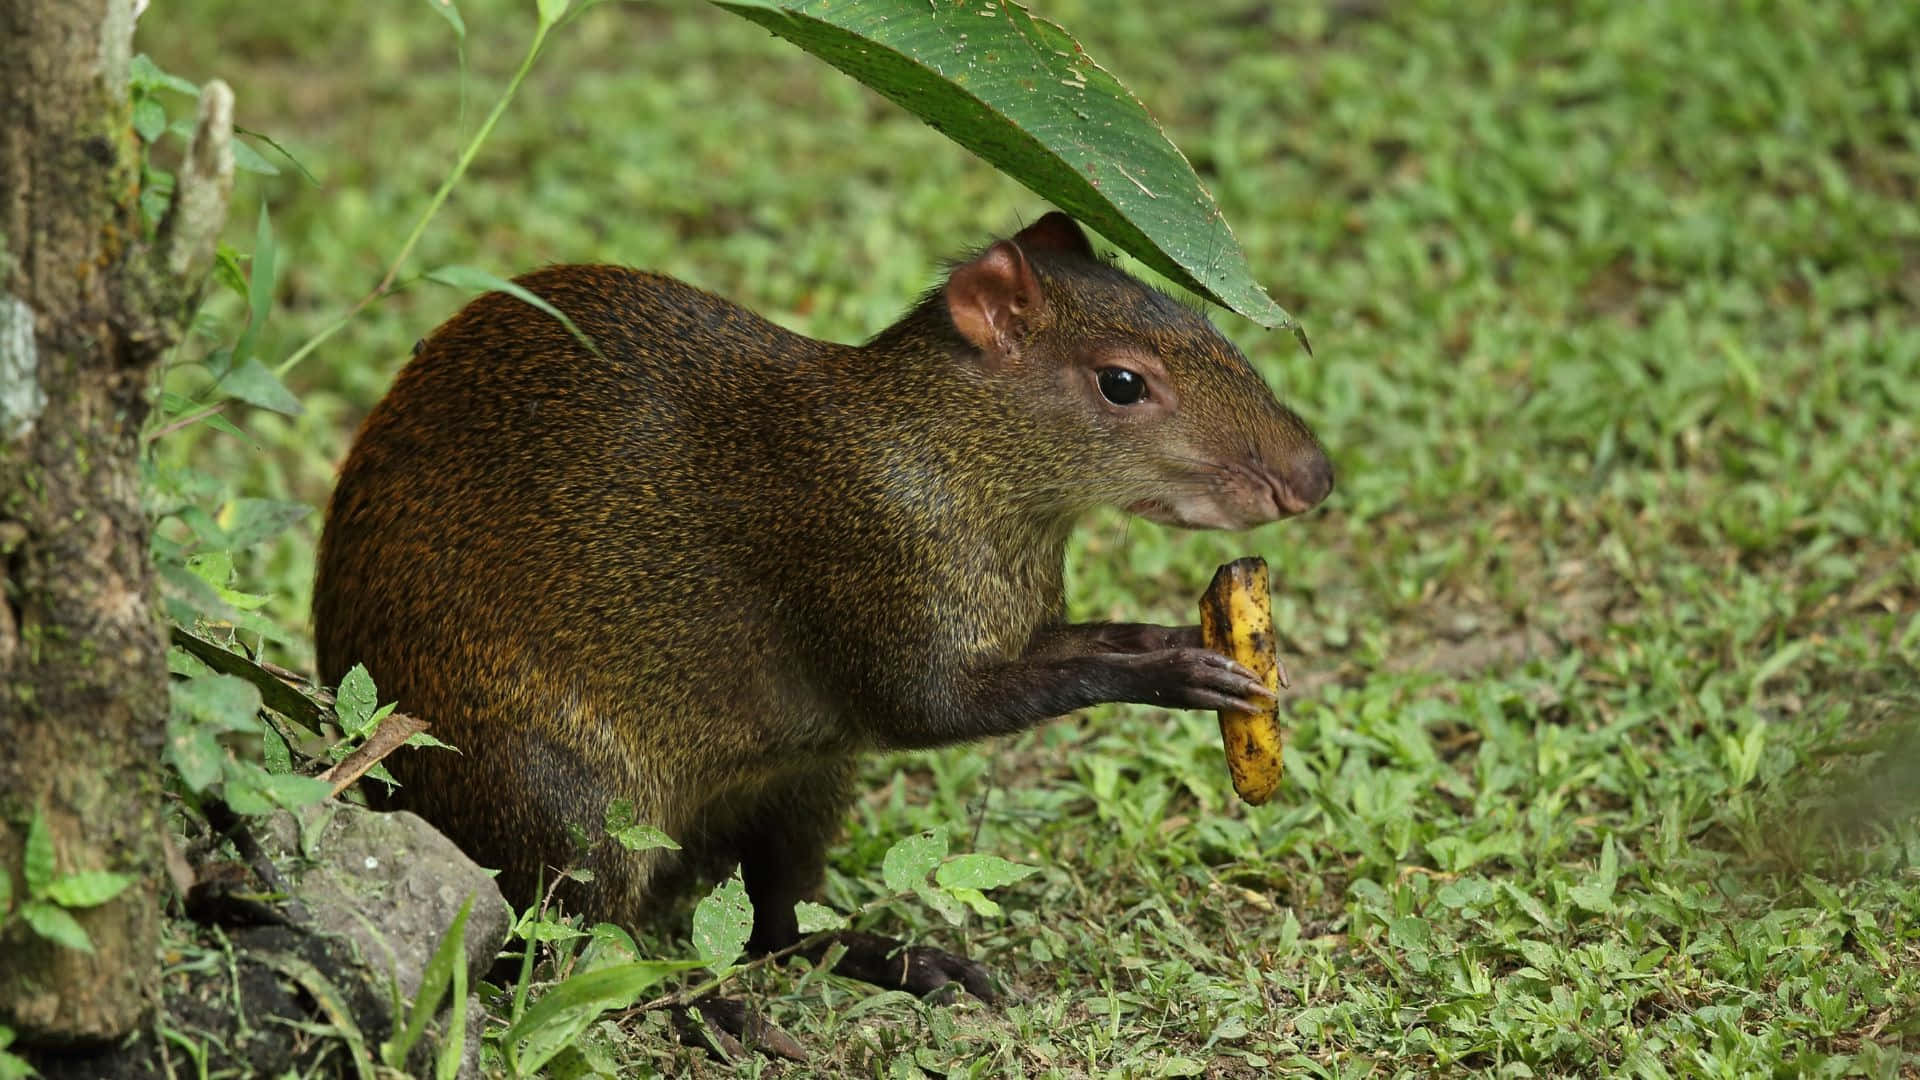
671, 997, 807, 1062
821, 930, 999, 1003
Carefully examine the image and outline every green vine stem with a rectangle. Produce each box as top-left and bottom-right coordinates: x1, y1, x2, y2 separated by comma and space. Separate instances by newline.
274, 12, 556, 379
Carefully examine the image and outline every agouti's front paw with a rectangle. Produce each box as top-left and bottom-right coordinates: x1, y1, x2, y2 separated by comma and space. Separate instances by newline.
1122, 647, 1276, 714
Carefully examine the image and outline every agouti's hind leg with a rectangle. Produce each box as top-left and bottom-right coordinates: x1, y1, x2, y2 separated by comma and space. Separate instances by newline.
733, 763, 999, 1002
733, 763, 855, 955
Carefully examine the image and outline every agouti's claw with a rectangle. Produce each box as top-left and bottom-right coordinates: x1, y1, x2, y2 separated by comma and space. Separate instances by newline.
672, 998, 807, 1063
821, 930, 999, 1004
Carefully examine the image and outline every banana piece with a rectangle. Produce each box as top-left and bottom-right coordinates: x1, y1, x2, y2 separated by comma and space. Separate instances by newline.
1198, 557, 1288, 806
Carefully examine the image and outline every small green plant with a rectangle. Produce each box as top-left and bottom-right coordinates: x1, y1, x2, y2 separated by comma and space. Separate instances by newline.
166, 668, 333, 815
137, 48, 339, 813
329, 663, 452, 790
134, 48, 307, 453
1, 811, 136, 954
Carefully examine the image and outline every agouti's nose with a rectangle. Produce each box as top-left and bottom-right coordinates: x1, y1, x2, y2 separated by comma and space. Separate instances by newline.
1269, 447, 1333, 516
1290, 448, 1334, 511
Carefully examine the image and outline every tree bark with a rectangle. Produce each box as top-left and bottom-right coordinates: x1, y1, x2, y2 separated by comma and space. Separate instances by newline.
0, 0, 230, 1044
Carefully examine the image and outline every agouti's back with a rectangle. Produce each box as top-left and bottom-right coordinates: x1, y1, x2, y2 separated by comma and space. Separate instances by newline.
314, 214, 1332, 965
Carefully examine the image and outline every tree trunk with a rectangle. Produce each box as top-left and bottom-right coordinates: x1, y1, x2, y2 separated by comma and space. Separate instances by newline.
0, 0, 230, 1044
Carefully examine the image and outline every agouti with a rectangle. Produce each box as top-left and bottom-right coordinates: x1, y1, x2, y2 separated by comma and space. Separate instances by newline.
313, 212, 1331, 1003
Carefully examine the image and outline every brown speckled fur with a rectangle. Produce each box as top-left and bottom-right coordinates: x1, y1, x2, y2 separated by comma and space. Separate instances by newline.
313, 215, 1328, 949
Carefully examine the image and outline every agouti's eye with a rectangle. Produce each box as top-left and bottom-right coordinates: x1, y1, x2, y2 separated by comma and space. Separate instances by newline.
1096, 367, 1147, 406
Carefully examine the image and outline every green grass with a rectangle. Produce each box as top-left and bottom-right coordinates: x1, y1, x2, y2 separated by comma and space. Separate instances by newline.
138, 0, 1919, 1075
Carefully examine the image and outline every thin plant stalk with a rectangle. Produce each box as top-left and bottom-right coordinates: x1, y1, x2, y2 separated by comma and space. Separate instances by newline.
274, 15, 555, 379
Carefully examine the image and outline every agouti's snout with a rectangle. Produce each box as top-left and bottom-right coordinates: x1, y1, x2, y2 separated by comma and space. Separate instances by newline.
1133, 406, 1333, 531
1223, 440, 1333, 527
1274, 441, 1334, 517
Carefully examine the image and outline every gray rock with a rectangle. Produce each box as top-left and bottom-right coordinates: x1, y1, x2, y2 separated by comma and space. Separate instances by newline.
260, 802, 512, 1077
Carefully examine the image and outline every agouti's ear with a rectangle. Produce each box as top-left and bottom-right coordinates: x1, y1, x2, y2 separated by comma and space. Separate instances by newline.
944, 239, 1044, 360
1014, 211, 1096, 259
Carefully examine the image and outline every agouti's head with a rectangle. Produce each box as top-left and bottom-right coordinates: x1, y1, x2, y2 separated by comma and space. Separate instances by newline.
942, 212, 1332, 530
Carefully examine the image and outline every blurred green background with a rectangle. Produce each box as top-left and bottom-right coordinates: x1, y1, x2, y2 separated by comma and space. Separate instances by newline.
138, 0, 1919, 1074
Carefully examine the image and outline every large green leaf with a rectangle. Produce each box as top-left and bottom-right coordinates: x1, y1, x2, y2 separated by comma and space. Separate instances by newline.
934, 852, 1038, 891
880, 828, 947, 894
689, 872, 752, 972
715, 0, 1294, 329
